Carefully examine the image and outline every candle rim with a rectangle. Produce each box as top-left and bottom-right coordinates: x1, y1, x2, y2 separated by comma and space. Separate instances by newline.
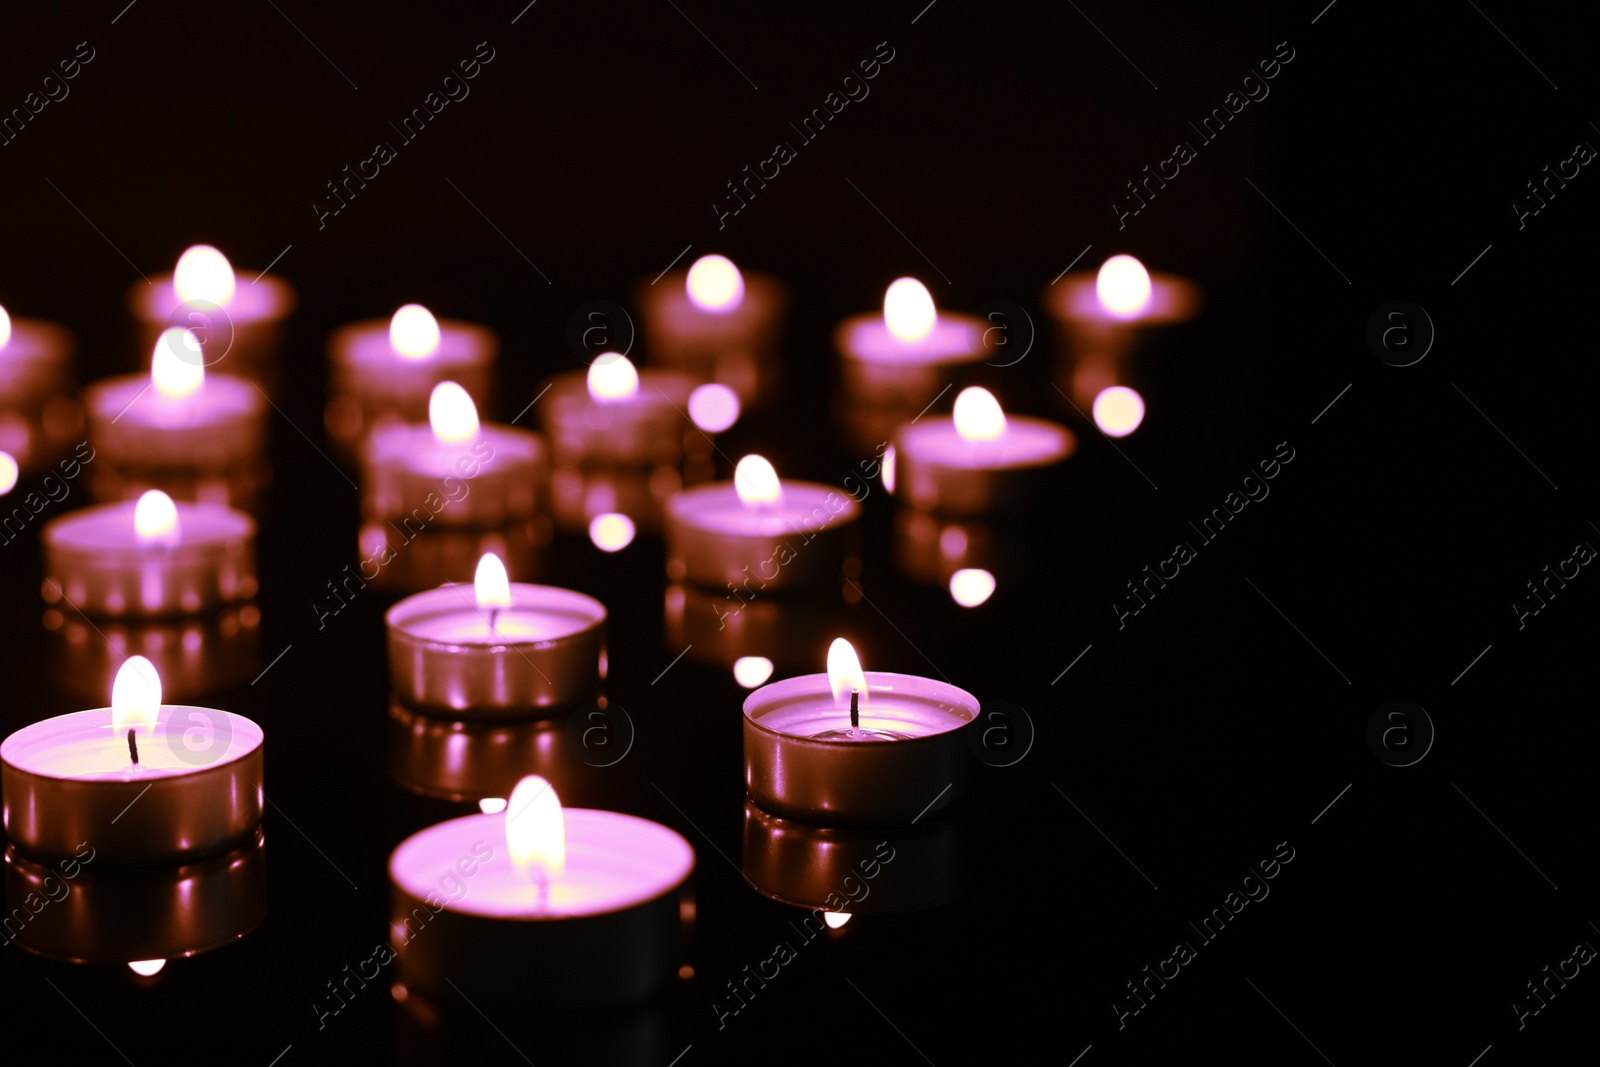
329, 315, 498, 367
128, 271, 295, 324
0, 706, 265, 781
833, 310, 989, 365
43, 499, 255, 556
665, 478, 862, 532
386, 581, 606, 649
1047, 268, 1200, 324
894, 414, 1076, 472
742, 671, 979, 745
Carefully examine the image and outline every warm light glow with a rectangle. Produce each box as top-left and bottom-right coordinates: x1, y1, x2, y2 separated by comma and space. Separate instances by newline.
111, 656, 161, 738
688, 383, 740, 433
686, 254, 745, 312
882, 445, 896, 494
823, 912, 852, 929
953, 386, 1007, 442
883, 277, 937, 342
128, 960, 166, 976
133, 490, 181, 546
733, 656, 775, 688
734, 455, 782, 507
1093, 385, 1146, 437
588, 512, 636, 552
587, 354, 640, 401
474, 552, 511, 611
0, 452, 16, 497
949, 568, 997, 607
151, 328, 205, 399
506, 775, 565, 877
0, 304, 10, 348
826, 638, 867, 706
1096, 254, 1152, 317
478, 797, 508, 814
173, 245, 236, 306
428, 381, 480, 443
389, 304, 441, 359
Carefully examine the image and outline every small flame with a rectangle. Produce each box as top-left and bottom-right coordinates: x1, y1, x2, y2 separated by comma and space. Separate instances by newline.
953, 387, 1006, 442
0, 452, 17, 497
688, 384, 740, 433
428, 381, 480, 444
133, 490, 181, 546
823, 912, 852, 929
949, 568, 996, 607
1095, 254, 1152, 318
587, 354, 640, 402
588, 512, 636, 552
128, 960, 166, 976
826, 638, 867, 706
733, 656, 774, 688
173, 245, 236, 307
0, 304, 10, 348
883, 277, 937, 342
882, 445, 896, 494
474, 552, 512, 610
390, 304, 441, 359
506, 775, 565, 877
478, 797, 508, 814
151, 328, 205, 399
686, 254, 745, 312
112, 656, 161, 738
1093, 385, 1146, 437
734, 455, 782, 507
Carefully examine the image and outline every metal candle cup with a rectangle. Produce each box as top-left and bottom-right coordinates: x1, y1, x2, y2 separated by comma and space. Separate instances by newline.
1044, 268, 1200, 407
388, 807, 694, 1009
833, 308, 992, 451
743, 671, 979, 825
44, 605, 261, 703
387, 701, 615, 804
386, 581, 606, 719
0, 316, 81, 473
538, 367, 695, 469
892, 415, 1074, 517
637, 269, 787, 405
664, 479, 861, 592
361, 422, 545, 531
41, 498, 257, 618
664, 583, 840, 676
128, 271, 295, 389
1, 705, 265, 868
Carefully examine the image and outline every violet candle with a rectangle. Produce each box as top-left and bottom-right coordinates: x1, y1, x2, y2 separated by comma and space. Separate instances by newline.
0, 304, 81, 473
41, 489, 257, 617
325, 304, 497, 462
892, 387, 1074, 516
84, 328, 269, 510
389, 775, 694, 1010
637, 254, 787, 405
538, 354, 695, 469
664, 455, 861, 591
0, 657, 264, 868
743, 639, 979, 824
386, 553, 606, 719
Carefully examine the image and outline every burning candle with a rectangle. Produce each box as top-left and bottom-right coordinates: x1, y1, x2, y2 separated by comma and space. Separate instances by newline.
84, 328, 269, 510
538, 353, 695, 470
742, 639, 979, 824
664, 454, 861, 591
388, 774, 694, 1009
637, 254, 788, 405
127, 245, 295, 389
41, 489, 257, 617
386, 552, 605, 718
325, 303, 498, 462
891, 386, 1074, 515
0, 301, 81, 474
0, 657, 265, 867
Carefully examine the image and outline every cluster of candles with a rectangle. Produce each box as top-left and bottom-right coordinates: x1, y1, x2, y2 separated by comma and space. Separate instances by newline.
0, 244, 1196, 1009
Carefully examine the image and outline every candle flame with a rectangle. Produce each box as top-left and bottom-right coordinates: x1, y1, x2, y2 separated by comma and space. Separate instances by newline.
506, 774, 565, 877
688, 383, 740, 433
826, 638, 867, 706
151, 328, 205, 399
733, 454, 782, 507
128, 960, 166, 976
0, 304, 10, 348
586, 354, 640, 402
823, 912, 852, 929
1093, 385, 1146, 437
0, 451, 17, 497
952, 387, 1006, 442
478, 797, 508, 814
686, 254, 745, 312
173, 245, 236, 306
474, 552, 511, 610
112, 656, 161, 737
389, 304, 441, 359
732, 656, 774, 688
588, 512, 636, 552
133, 490, 181, 546
882, 444, 896, 494
883, 277, 936, 342
949, 568, 996, 607
1095, 254, 1152, 318
428, 381, 480, 444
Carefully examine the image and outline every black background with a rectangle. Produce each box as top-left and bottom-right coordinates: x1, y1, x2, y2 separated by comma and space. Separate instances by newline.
2, 1, 1598, 1064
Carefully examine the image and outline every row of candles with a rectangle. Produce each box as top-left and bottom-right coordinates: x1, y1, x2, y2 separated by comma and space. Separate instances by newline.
0, 243, 1199, 1014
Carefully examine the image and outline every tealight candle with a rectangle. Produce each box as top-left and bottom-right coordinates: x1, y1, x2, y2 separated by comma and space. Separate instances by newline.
325, 304, 498, 462
41, 489, 256, 618
386, 553, 606, 718
537, 353, 695, 469
664, 454, 862, 591
663, 582, 840, 685
128, 245, 295, 388
84, 328, 269, 510
743, 639, 979, 824
891, 387, 1074, 515
637, 254, 787, 405
43, 604, 261, 703
361, 381, 546, 533
0, 302, 81, 473
389, 775, 694, 1010
0, 658, 264, 868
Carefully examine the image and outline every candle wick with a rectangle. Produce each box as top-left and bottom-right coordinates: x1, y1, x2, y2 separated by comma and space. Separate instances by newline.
127, 728, 139, 766
850, 688, 859, 731
488, 607, 499, 635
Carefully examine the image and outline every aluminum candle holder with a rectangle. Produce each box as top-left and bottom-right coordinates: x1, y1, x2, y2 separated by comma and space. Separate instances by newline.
637, 256, 787, 406
44, 604, 261, 703
0, 311, 81, 473
663, 583, 841, 681
538, 355, 695, 469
